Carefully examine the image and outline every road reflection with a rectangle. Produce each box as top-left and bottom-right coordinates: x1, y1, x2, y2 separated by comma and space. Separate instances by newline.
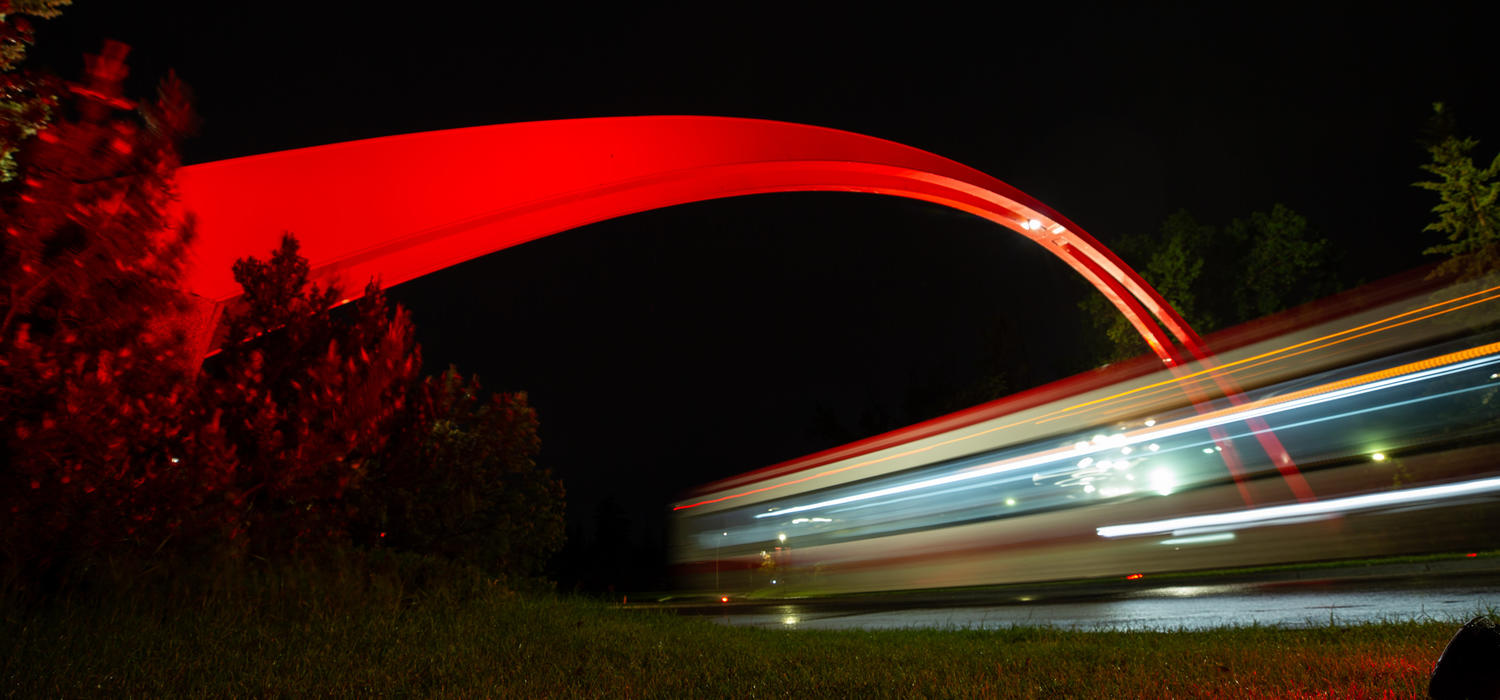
679, 569, 1500, 632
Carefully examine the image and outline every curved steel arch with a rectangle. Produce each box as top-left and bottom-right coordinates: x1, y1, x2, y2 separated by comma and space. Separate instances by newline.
175, 116, 1309, 502
176, 116, 1197, 365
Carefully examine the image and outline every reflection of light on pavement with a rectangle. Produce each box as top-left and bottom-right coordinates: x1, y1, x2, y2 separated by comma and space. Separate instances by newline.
1098, 475, 1500, 538
1145, 585, 1240, 598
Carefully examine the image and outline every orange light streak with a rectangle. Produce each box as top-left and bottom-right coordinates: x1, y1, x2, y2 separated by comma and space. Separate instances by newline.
674, 286, 1500, 511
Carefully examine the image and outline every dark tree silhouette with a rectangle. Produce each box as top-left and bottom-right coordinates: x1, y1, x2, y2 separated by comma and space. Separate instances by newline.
1080, 205, 1336, 364
354, 367, 565, 581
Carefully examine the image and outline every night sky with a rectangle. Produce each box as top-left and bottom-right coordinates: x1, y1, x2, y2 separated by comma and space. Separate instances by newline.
26, 3, 1499, 583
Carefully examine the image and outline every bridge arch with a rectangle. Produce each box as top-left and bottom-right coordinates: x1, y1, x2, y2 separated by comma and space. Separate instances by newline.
176, 116, 1202, 367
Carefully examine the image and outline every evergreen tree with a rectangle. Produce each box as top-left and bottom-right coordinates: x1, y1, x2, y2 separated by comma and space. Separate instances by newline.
2, 13, 563, 586
199, 235, 421, 553
0, 38, 205, 577
354, 367, 565, 580
1416, 104, 1500, 282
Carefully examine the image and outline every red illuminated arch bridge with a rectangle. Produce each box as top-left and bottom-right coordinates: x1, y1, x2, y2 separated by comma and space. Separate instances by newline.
175, 116, 1309, 502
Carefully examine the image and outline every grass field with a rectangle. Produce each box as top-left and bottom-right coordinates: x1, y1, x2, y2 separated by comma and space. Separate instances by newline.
1, 563, 1462, 698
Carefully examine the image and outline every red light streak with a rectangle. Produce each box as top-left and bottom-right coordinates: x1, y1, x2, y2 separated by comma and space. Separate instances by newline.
1125, 573, 1144, 580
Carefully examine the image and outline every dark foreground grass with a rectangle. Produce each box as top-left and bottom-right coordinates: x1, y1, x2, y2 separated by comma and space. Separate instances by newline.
1, 564, 1460, 698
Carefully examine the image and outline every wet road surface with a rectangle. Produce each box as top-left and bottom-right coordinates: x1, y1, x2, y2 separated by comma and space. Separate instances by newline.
670, 568, 1500, 631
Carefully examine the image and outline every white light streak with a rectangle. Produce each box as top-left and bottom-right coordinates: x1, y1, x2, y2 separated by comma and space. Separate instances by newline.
753, 351, 1500, 521
1097, 476, 1500, 538
1159, 533, 1236, 546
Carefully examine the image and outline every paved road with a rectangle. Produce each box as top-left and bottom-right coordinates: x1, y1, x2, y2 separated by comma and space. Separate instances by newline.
669, 565, 1500, 631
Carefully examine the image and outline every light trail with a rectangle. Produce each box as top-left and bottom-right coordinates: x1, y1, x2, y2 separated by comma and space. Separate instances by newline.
1096, 476, 1500, 538
675, 284, 1500, 511
752, 342, 1500, 519
1034, 287, 1500, 427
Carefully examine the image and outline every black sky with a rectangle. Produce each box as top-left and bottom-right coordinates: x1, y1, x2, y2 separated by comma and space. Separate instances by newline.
26, 3, 1499, 582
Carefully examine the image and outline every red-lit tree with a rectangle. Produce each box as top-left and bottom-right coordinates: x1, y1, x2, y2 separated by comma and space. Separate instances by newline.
199, 235, 421, 554
0, 38, 210, 577
2, 17, 562, 586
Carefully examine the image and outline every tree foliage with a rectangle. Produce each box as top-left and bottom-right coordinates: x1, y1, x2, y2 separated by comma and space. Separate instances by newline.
2, 29, 566, 588
198, 235, 422, 553
1226, 204, 1333, 320
354, 368, 565, 580
1, 2, 70, 180
0, 38, 205, 576
1080, 205, 1335, 364
1415, 104, 1500, 282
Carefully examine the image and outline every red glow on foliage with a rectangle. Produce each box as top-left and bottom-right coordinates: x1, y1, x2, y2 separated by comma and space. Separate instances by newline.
1468, 552, 1479, 558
